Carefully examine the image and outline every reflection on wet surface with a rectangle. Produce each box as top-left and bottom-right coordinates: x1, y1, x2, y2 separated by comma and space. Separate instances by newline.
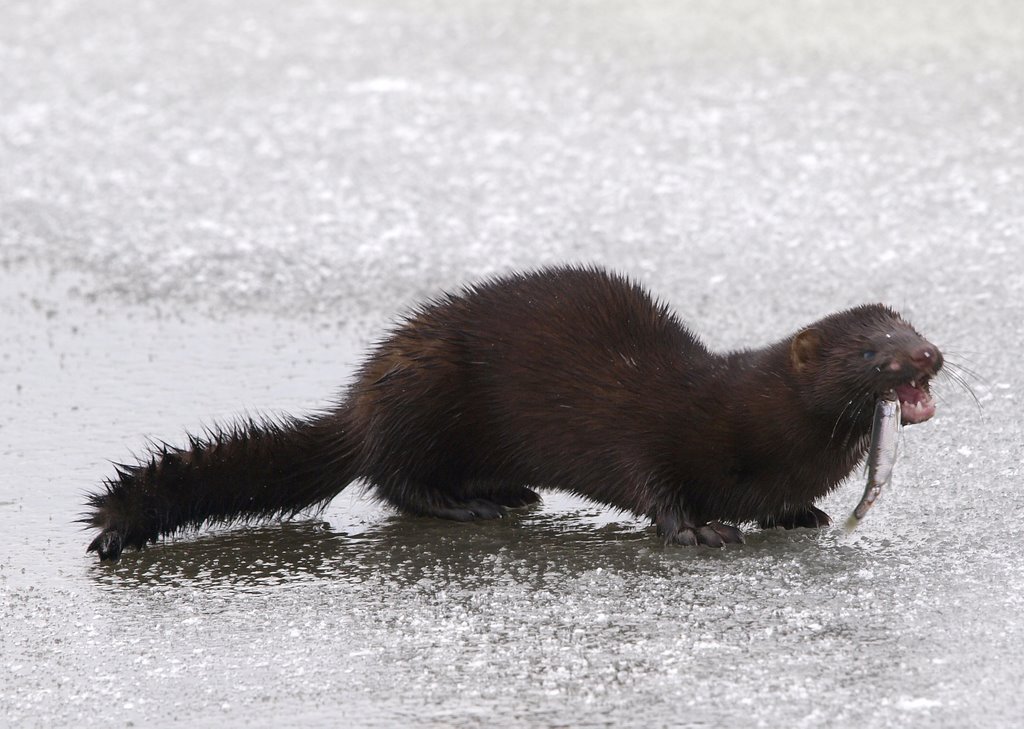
87, 499, 863, 592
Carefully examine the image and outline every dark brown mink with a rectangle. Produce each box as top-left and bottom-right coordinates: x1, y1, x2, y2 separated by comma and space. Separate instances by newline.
84, 265, 943, 560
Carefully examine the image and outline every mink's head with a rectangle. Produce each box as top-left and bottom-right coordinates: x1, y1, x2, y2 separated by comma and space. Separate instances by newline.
789, 304, 943, 426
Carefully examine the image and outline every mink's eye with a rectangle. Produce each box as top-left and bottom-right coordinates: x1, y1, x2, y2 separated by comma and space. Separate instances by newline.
862, 350, 876, 360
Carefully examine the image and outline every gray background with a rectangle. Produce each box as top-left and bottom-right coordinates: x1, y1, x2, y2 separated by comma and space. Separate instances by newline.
2, 1, 1022, 727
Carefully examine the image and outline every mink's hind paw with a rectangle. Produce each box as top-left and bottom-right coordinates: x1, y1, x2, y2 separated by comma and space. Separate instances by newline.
87, 529, 125, 562
759, 505, 832, 530
430, 498, 508, 521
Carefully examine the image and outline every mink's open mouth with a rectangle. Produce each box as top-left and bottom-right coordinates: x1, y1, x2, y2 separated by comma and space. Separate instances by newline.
894, 378, 935, 424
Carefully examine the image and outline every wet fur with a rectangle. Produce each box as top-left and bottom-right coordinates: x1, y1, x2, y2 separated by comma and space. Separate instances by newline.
85, 265, 941, 559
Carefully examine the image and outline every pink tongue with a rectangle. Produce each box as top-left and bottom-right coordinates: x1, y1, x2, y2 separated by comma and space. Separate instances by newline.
895, 382, 923, 405
895, 383, 936, 424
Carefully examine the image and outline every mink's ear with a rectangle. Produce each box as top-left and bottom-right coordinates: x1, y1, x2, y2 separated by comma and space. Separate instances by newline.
790, 328, 821, 373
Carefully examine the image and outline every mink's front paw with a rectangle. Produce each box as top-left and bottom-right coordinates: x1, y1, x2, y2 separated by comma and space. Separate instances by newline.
665, 521, 745, 548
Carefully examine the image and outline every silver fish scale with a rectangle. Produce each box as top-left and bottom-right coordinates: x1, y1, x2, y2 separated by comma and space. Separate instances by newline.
845, 396, 901, 529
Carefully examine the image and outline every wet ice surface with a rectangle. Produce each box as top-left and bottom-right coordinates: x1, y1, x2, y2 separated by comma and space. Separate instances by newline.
3, 0, 1024, 726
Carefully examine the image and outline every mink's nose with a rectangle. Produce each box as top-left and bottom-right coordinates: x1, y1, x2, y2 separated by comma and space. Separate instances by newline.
911, 344, 942, 373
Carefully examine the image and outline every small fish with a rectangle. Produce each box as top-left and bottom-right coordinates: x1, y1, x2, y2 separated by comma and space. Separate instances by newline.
844, 393, 901, 532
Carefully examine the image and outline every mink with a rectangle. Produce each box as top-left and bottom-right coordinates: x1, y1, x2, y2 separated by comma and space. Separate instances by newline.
84, 265, 943, 560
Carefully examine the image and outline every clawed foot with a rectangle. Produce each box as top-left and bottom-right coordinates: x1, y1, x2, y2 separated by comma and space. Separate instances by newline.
665, 520, 745, 548
759, 505, 832, 530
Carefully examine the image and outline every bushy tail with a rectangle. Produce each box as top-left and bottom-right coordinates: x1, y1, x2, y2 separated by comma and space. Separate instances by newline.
84, 412, 357, 561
